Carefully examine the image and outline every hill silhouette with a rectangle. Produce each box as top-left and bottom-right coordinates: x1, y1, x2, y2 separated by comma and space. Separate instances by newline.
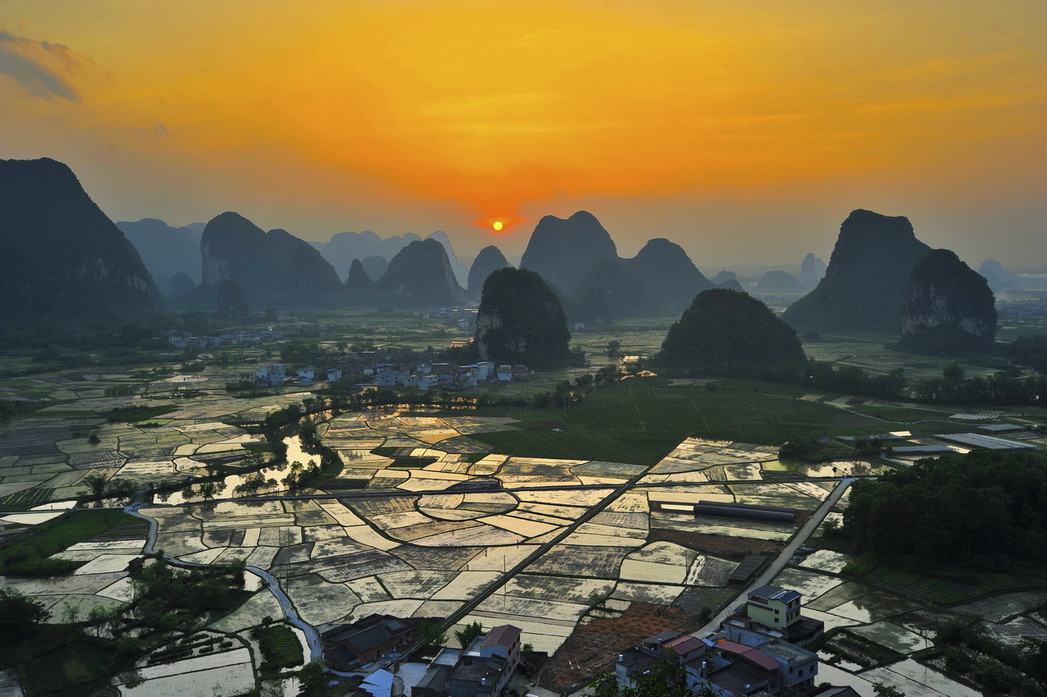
657, 288, 807, 379
755, 270, 804, 294
467, 245, 512, 299
375, 238, 468, 307
0, 157, 156, 329
198, 212, 342, 306
620, 238, 714, 311
781, 209, 931, 333
569, 259, 660, 320
520, 211, 618, 295
475, 268, 571, 367
900, 249, 997, 354
798, 253, 826, 290
343, 259, 378, 306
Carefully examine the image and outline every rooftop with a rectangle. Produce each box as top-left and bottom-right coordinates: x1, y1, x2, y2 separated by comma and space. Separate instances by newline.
748, 586, 801, 604
716, 640, 782, 672
664, 635, 705, 656
482, 624, 522, 650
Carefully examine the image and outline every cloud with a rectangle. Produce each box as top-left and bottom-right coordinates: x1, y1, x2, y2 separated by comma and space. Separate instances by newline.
134, 122, 169, 137
0, 30, 92, 101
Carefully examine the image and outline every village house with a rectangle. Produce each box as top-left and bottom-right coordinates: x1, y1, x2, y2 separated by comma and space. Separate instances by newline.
413, 624, 522, 697
615, 611, 820, 697
322, 614, 413, 672
368, 357, 515, 391
721, 585, 824, 647
255, 363, 287, 385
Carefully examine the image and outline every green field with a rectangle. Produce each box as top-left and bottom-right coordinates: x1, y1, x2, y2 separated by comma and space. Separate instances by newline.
847, 404, 955, 423
0, 487, 55, 511
468, 378, 884, 464
0, 509, 144, 576
843, 558, 1047, 606
254, 623, 305, 672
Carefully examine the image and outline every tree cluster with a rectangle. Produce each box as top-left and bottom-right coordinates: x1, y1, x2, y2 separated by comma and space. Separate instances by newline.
911, 367, 1047, 406
841, 450, 1047, 567
1010, 335, 1047, 373
805, 362, 906, 399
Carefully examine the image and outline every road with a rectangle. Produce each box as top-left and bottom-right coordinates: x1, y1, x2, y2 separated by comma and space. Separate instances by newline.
125, 502, 323, 661
692, 477, 854, 637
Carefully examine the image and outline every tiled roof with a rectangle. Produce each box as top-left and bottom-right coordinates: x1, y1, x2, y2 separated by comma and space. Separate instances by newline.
716, 640, 783, 672
482, 625, 521, 649
664, 635, 704, 655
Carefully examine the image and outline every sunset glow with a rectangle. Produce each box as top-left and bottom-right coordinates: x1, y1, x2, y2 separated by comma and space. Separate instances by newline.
2, 0, 1046, 267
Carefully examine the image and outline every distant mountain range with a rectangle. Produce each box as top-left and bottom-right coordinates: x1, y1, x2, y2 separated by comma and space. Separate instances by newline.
0, 157, 1013, 339
519, 211, 717, 320
177, 213, 468, 309
313, 228, 469, 286
117, 218, 202, 290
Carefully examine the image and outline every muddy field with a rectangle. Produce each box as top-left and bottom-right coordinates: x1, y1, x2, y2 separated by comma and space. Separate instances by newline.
538, 602, 697, 693
647, 528, 786, 558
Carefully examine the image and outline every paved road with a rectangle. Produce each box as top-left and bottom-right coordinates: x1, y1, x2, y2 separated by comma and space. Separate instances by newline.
692, 477, 854, 637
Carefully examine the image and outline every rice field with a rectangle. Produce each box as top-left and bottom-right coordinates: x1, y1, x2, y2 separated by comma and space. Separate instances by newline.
5, 347, 1045, 695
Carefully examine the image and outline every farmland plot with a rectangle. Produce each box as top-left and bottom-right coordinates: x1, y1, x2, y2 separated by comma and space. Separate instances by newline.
774, 567, 844, 601
863, 660, 981, 697
684, 555, 738, 586
94, 405, 886, 689
528, 545, 627, 579
851, 621, 934, 654
114, 648, 255, 697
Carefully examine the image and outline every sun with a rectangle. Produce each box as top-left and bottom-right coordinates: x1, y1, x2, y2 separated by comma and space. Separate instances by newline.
492, 220, 503, 231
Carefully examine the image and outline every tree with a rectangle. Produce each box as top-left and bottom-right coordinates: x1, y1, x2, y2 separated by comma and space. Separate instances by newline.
84, 473, 108, 499
298, 661, 335, 697
606, 340, 623, 358
872, 683, 905, 697
0, 586, 49, 643
455, 620, 484, 649
415, 620, 446, 651
591, 660, 719, 697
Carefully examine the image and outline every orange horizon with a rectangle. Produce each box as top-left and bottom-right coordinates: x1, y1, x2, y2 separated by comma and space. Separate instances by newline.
2, 1, 1045, 267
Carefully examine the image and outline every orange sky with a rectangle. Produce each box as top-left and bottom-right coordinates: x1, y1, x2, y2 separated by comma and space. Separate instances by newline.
2, 0, 1046, 268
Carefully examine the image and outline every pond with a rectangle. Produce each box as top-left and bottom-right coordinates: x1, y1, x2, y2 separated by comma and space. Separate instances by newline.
160, 436, 321, 505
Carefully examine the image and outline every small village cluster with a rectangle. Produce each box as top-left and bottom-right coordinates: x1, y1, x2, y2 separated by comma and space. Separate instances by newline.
166, 329, 283, 349
254, 359, 528, 389
320, 585, 839, 697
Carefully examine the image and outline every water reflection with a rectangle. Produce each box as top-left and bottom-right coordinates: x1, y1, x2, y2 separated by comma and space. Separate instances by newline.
801, 460, 886, 477
161, 436, 320, 505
